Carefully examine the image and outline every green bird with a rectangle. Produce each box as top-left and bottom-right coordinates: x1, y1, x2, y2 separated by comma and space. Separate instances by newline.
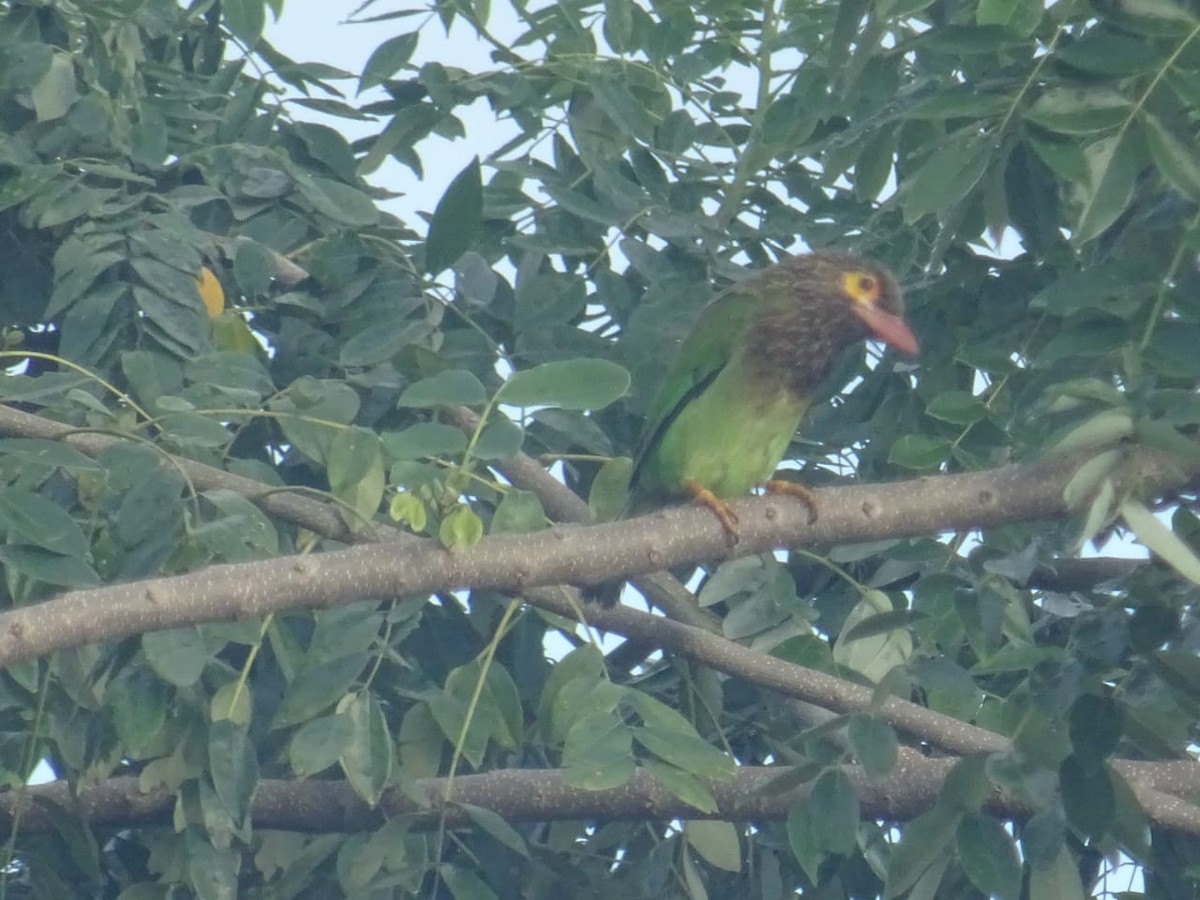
597, 250, 917, 604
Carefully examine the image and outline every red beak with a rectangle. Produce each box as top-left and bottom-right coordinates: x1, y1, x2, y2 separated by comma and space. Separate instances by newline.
853, 305, 919, 356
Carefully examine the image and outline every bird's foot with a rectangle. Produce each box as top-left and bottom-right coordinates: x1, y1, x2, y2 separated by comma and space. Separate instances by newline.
684, 480, 740, 544
764, 479, 819, 524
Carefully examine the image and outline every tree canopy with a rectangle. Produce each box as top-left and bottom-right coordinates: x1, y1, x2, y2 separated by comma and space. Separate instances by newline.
1, 0, 1200, 897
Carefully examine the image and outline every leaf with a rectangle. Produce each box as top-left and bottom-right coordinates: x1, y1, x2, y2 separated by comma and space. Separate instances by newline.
359, 33, 419, 93
1047, 409, 1133, 456
1059, 755, 1114, 840
1028, 846, 1086, 900
646, 760, 718, 813
499, 359, 630, 410
0, 545, 99, 588
272, 654, 368, 729
685, 820, 741, 872
957, 813, 1021, 900
847, 715, 899, 779
0, 489, 89, 557
397, 370, 487, 408
440, 505, 484, 550
834, 591, 913, 682
426, 157, 482, 274
902, 132, 994, 223
327, 426, 385, 528
925, 390, 986, 426
589, 456, 632, 522
976, 0, 1043, 34
289, 715, 353, 777
209, 720, 258, 825
382, 423, 468, 460
889, 434, 951, 470
473, 416, 524, 460
222, 0, 266, 45
1144, 114, 1200, 201
491, 489, 545, 533
143, 628, 208, 687
562, 710, 635, 790
460, 804, 529, 858
1025, 88, 1133, 134
338, 692, 393, 806
1121, 498, 1200, 584
883, 804, 961, 898
1073, 134, 1137, 245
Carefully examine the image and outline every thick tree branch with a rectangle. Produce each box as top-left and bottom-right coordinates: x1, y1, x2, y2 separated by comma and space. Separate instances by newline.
0, 442, 1184, 668
0, 440, 1189, 759
444, 405, 718, 633
3, 756, 1198, 835
0, 404, 385, 545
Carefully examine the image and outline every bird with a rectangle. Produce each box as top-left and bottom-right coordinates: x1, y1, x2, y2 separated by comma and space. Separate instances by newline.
593, 249, 918, 605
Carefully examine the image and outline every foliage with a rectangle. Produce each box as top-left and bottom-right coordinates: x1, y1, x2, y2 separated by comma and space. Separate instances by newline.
0, 0, 1198, 897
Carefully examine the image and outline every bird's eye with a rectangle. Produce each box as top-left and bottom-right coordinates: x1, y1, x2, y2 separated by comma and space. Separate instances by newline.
857, 275, 877, 296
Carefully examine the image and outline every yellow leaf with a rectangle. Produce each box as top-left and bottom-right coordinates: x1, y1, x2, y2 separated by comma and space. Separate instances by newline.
196, 266, 225, 317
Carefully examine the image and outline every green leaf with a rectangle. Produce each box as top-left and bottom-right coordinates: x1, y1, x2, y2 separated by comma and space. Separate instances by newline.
0, 545, 99, 588
847, 715, 899, 779
338, 692, 393, 806
460, 803, 530, 858
473, 416, 524, 460
902, 132, 994, 223
645, 760, 717, 813
685, 820, 741, 872
834, 591, 913, 682
810, 769, 859, 854
957, 813, 1021, 900
440, 505, 484, 549
209, 720, 258, 824
289, 714, 353, 777
562, 710, 635, 790
397, 370, 487, 408
589, 456, 632, 522
976, 0, 1043, 34
223, 0, 266, 44
426, 158, 483, 274
143, 628, 209, 687
1060, 755, 1114, 840
272, 654, 368, 729
0, 489, 89, 557
499, 359, 630, 410
1025, 88, 1132, 134
889, 434, 951, 470
327, 426, 385, 527
0, 439, 102, 471
1073, 134, 1137, 245
441, 864, 500, 900
1144, 113, 1200, 201
491, 489, 545, 533
883, 804, 961, 898
1122, 498, 1200, 584
925, 390, 986, 426
110, 666, 168, 752
1028, 845, 1085, 900
359, 33, 419, 93
382, 423, 468, 460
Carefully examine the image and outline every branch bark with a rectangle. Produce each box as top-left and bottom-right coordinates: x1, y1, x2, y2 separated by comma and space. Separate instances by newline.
4, 755, 1198, 835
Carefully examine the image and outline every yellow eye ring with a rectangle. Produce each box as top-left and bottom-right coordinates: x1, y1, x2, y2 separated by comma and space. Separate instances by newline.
841, 271, 881, 304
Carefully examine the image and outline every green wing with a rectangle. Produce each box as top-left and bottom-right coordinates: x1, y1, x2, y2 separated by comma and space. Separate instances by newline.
632, 280, 758, 480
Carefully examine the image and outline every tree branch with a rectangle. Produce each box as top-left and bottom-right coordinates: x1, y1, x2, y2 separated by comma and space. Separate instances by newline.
4, 755, 1198, 835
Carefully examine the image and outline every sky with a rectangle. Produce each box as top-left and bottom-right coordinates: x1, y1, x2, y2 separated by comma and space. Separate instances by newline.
265, 3, 521, 223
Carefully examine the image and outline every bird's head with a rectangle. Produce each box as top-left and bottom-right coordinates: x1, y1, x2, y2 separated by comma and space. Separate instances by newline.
829, 254, 919, 356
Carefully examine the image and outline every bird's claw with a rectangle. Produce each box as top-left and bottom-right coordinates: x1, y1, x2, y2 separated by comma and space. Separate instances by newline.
685, 480, 741, 544
765, 479, 819, 525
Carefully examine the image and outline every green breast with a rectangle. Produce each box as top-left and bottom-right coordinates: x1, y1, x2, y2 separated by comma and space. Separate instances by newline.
634, 352, 809, 501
